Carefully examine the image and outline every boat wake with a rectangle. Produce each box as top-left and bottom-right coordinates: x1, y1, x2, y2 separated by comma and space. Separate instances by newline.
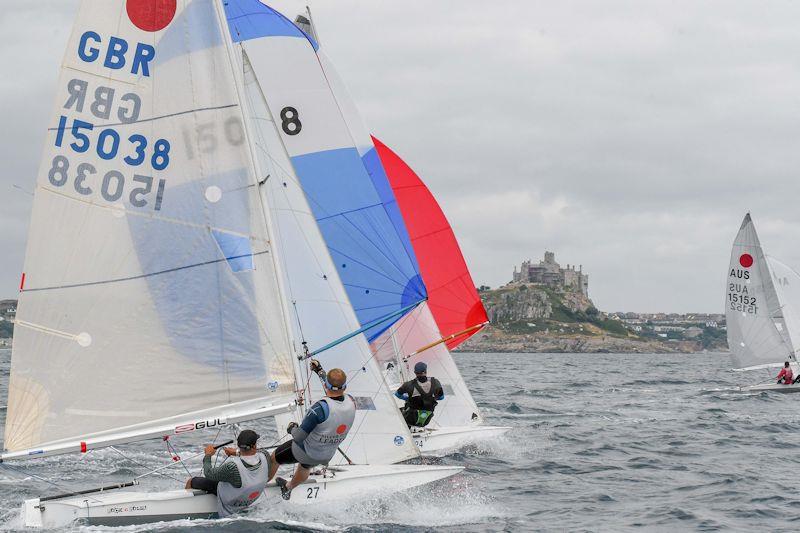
9, 476, 505, 532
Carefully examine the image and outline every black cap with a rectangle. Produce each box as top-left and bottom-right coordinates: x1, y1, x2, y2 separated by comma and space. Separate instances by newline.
237, 430, 259, 449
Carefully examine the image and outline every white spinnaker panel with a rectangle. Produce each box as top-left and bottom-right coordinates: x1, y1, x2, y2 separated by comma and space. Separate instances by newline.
239, 53, 418, 465
766, 256, 800, 359
4, 0, 295, 452
373, 303, 484, 427
726, 214, 792, 370
317, 51, 373, 157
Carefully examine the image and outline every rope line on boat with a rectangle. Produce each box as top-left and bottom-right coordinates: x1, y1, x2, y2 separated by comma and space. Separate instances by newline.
301, 299, 424, 360
108, 446, 184, 484
0, 462, 107, 504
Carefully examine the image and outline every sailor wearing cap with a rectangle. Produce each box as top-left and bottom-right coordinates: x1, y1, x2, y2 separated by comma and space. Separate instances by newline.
394, 361, 445, 428
185, 429, 269, 516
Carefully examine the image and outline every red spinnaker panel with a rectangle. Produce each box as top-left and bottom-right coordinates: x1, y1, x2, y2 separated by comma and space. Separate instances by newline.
372, 136, 488, 350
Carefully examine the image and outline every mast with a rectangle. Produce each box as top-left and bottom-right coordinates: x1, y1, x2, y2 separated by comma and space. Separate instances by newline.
211, 0, 302, 386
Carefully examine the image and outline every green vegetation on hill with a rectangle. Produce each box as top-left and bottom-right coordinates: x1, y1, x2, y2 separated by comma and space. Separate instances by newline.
481, 283, 631, 339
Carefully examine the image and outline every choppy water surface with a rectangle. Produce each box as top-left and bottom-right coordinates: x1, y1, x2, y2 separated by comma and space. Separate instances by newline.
1, 349, 799, 531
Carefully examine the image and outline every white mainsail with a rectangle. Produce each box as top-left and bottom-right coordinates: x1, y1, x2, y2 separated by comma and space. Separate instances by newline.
238, 51, 419, 464
726, 214, 795, 370
4, 0, 297, 456
766, 256, 800, 357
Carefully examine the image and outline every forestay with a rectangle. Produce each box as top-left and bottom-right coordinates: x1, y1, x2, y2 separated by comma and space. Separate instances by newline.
726, 214, 794, 370
224, 1, 425, 343
4, 0, 297, 455
237, 50, 418, 465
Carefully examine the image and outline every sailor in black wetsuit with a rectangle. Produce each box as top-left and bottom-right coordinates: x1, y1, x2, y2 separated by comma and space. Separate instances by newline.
395, 362, 444, 428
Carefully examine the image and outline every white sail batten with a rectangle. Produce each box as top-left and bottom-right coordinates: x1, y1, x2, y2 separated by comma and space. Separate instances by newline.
239, 50, 419, 465
4, 0, 297, 454
726, 214, 794, 370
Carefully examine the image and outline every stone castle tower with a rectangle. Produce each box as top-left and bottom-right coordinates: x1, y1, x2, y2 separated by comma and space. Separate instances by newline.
512, 251, 589, 296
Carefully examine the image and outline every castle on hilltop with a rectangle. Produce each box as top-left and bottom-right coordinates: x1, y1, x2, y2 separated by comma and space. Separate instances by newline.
512, 251, 589, 296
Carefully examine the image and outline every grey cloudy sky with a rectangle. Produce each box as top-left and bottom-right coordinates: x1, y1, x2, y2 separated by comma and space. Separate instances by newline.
3, 1, 800, 313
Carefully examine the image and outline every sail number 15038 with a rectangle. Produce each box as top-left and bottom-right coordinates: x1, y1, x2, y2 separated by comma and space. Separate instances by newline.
48, 155, 165, 211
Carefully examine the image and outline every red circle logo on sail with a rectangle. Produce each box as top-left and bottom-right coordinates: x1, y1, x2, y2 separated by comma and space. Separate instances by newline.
336, 424, 348, 435
126, 0, 177, 32
739, 253, 754, 268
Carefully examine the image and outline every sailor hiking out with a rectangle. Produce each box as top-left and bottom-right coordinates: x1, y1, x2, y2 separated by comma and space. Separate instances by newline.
395, 362, 444, 428
776, 361, 800, 384
269, 362, 356, 500
185, 430, 269, 517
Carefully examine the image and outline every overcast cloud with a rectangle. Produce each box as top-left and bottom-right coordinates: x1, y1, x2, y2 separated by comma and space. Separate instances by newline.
3, 1, 800, 312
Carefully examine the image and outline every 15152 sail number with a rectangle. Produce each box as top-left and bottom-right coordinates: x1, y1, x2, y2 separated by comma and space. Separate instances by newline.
54, 115, 170, 171
47, 155, 165, 211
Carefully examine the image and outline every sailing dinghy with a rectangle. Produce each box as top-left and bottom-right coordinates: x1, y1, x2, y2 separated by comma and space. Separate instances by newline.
278, 12, 509, 454
3, 1, 461, 527
369, 138, 511, 453
222, 3, 430, 463
726, 213, 800, 392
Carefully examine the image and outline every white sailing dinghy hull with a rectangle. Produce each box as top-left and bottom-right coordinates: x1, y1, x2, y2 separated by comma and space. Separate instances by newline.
412, 425, 511, 455
22, 464, 463, 528
740, 383, 800, 393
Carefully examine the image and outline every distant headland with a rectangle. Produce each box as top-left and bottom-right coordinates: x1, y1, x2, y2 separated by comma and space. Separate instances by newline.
0, 256, 728, 354
458, 252, 727, 354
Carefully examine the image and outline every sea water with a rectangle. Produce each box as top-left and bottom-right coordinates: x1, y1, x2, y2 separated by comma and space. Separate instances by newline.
0, 349, 798, 532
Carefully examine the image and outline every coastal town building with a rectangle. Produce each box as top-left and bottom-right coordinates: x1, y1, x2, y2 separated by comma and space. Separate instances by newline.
512, 251, 589, 296
0, 300, 16, 324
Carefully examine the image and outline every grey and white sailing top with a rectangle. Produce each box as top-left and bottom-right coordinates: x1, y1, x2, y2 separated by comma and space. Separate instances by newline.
290, 395, 356, 463
215, 453, 269, 517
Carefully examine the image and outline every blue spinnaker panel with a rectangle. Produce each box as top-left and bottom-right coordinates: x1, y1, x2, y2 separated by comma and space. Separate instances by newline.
361, 146, 420, 270
291, 147, 426, 340
223, 0, 318, 50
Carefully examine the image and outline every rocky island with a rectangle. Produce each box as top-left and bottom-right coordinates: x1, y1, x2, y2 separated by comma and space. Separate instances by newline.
457, 253, 727, 354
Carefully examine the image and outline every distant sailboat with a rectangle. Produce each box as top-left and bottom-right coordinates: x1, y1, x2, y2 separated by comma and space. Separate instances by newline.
2, 1, 461, 527
726, 213, 800, 391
